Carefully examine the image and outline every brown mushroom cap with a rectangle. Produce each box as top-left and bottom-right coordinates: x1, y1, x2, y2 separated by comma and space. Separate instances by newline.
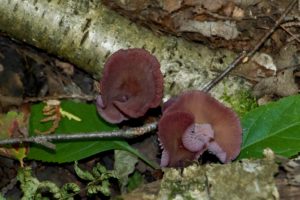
158, 111, 203, 167
97, 48, 164, 123
163, 90, 242, 162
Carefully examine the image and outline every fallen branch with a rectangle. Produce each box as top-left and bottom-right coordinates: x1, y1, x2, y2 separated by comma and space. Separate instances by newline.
281, 23, 300, 44
23, 94, 97, 103
0, 122, 157, 148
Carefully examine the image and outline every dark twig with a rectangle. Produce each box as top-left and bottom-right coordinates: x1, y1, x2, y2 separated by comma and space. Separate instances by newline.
23, 94, 97, 103
0, 122, 157, 147
277, 64, 300, 74
202, 51, 246, 92
280, 24, 300, 44
1, 176, 18, 196
202, 0, 298, 92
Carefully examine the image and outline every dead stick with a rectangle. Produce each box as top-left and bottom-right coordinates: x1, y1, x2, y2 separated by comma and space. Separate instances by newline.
280, 24, 300, 44
0, 122, 157, 146
23, 94, 97, 103
202, 0, 298, 92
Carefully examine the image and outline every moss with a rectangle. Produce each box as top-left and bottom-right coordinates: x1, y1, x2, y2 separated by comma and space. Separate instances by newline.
220, 86, 257, 117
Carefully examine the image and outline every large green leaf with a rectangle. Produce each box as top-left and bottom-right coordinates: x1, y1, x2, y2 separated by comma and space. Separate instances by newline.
238, 95, 300, 159
27, 101, 158, 168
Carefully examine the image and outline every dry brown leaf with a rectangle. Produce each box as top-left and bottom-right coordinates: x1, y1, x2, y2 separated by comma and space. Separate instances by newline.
232, 6, 244, 19
179, 20, 240, 40
223, 1, 235, 16
202, 0, 227, 12
55, 59, 74, 76
253, 69, 298, 97
161, 0, 182, 13
114, 0, 152, 11
184, 0, 228, 11
34, 100, 61, 135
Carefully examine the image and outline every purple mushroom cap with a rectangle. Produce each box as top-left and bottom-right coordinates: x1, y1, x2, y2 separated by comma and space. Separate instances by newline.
158, 111, 203, 167
97, 48, 164, 124
158, 90, 242, 166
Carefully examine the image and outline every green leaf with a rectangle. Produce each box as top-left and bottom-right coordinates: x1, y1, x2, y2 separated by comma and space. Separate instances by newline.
0, 112, 28, 164
74, 161, 95, 181
27, 101, 158, 168
239, 95, 300, 159
74, 161, 115, 196
0, 193, 5, 200
17, 167, 40, 200
127, 171, 144, 192
87, 180, 111, 196
36, 181, 61, 199
60, 183, 80, 199
114, 150, 138, 193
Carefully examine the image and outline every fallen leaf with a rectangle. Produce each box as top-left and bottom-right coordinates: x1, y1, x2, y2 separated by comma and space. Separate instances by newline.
114, 150, 138, 193
0, 111, 29, 165
179, 20, 240, 40
253, 69, 298, 97
161, 0, 182, 13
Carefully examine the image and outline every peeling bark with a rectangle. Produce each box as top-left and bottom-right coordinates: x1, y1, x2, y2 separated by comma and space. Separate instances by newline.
0, 0, 250, 99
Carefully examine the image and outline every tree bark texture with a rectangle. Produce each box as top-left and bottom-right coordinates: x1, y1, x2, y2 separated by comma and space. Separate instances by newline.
0, 0, 250, 99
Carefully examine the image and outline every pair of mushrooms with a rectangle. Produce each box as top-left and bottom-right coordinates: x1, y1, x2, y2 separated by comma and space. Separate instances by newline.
96, 48, 242, 167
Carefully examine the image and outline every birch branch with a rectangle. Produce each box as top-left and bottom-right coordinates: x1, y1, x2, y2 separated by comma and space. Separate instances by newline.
0, 0, 250, 99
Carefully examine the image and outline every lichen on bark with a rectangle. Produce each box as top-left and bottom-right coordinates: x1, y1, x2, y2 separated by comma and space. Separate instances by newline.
120, 154, 279, 200
158, 156, 279, 200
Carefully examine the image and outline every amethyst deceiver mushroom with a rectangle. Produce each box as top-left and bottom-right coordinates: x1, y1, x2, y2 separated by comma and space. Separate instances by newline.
158, 90, 242, 167
96, 48, 164, 124
158, 111, 215, 167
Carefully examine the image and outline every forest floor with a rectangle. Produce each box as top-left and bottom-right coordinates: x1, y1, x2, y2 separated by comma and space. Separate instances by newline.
0, 0, 300, 199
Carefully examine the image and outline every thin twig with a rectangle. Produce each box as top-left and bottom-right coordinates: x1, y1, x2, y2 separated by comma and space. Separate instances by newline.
0, 122, 157, 147
1, 176, 18, 196
202, 51, 246, 92
23, 94, 97, 103
280, 24, 300, 44
202, 0, 298, 92
277, 64, 300, 74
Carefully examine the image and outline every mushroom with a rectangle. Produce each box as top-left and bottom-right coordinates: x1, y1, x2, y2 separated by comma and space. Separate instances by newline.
96, 48, 164, 123
158, 111, 201, 167
158, 90, 242, 167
